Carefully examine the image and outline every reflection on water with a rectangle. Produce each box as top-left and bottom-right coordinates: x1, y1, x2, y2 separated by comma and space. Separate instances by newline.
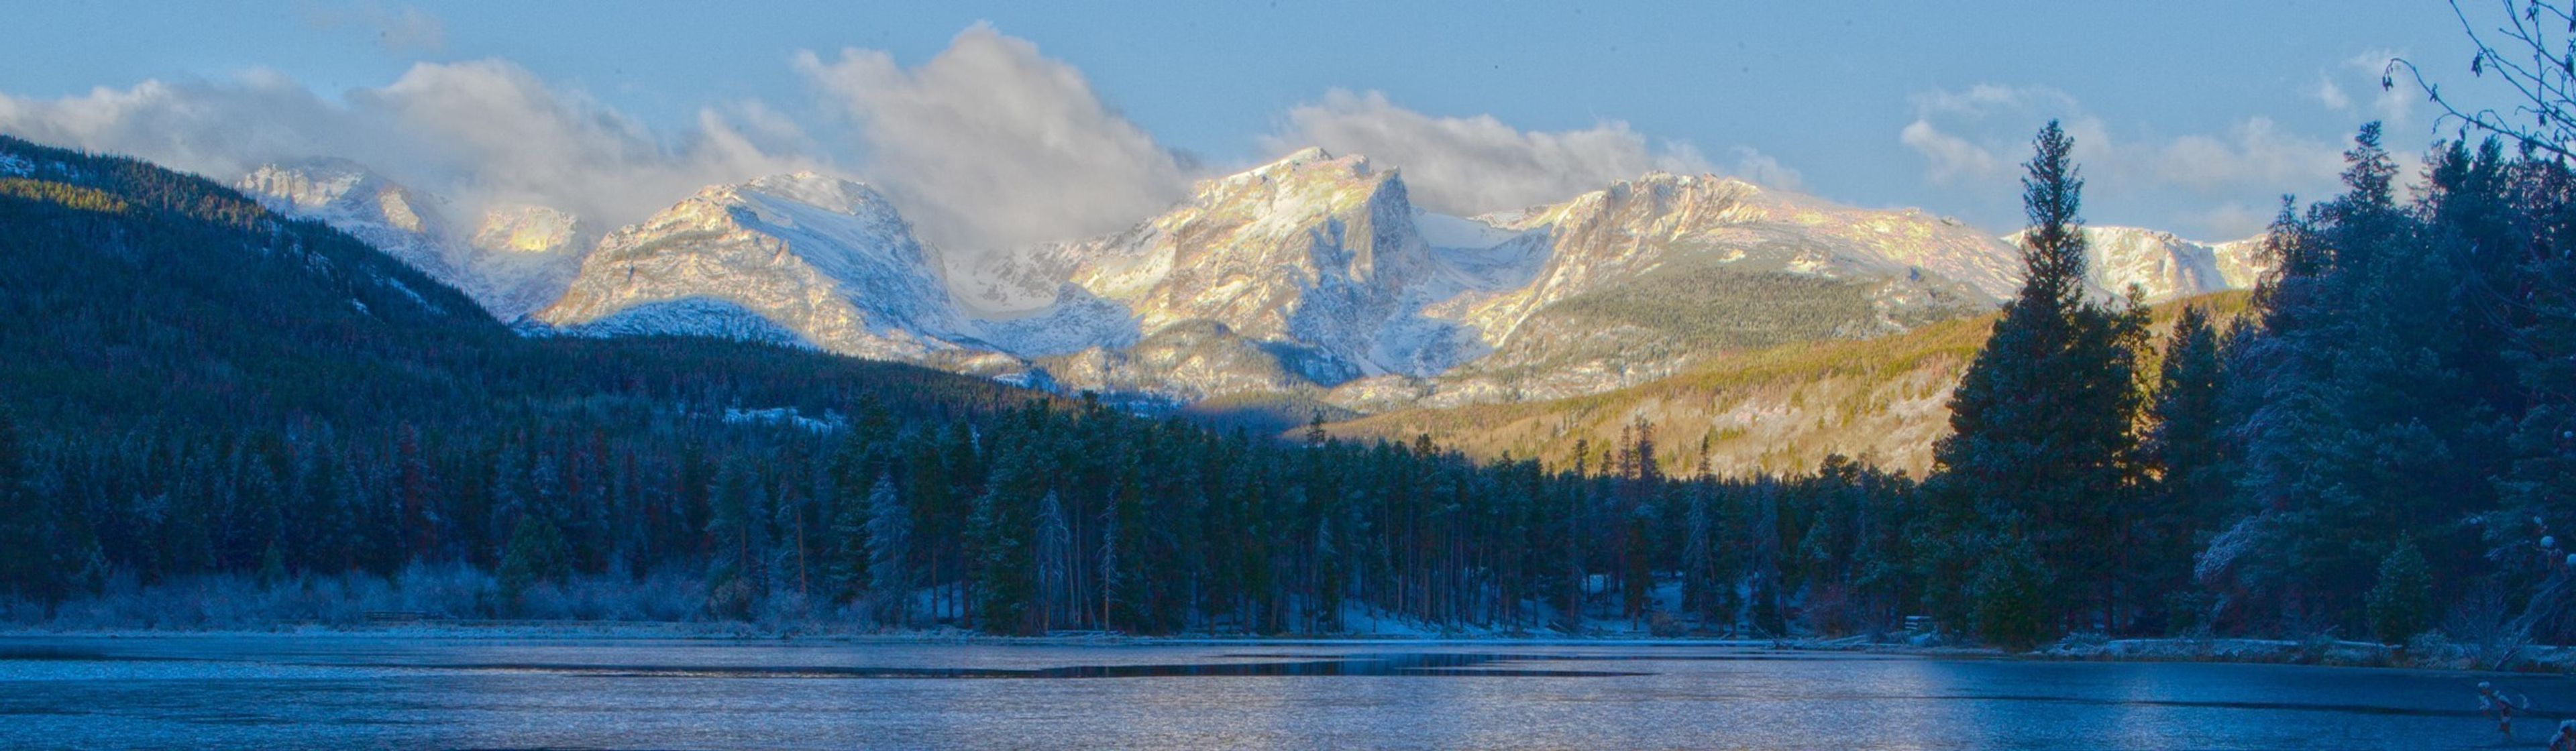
0, 636, 2548, 750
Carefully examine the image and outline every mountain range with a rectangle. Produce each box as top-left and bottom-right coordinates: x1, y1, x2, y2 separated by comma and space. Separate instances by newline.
229, 148, 2270, 422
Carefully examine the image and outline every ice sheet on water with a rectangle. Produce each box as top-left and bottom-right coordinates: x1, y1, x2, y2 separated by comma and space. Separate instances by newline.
0, 634, 2532, 750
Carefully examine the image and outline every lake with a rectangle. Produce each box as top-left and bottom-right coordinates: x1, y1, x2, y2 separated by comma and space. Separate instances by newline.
0, 634, 2555, 749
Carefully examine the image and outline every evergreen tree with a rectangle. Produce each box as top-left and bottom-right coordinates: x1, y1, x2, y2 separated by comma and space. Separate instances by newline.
704, 459, 767, 620
863, 472, 913, 627
2213, 125, 2498, 634
1925, 120, 2148, 641
1034, 489, 1071, 632
1970, 536, 2052, 650
498, 517, 570, 605
2366, 536, 2434, 644
2141, 304, 2227, 630
970, 448, 1036, 634
826, 465, 871, 604
1681, 478, 1719, 623
0, 406, 58, 603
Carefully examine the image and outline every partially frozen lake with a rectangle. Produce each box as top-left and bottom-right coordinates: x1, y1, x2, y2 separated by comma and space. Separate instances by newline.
0, 634, 2552, 749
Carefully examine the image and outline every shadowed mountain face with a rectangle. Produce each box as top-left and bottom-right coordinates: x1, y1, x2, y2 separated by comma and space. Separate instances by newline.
230, 148, 2263, 418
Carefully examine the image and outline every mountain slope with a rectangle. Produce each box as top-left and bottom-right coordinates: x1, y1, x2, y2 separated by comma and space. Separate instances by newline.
234, 160, 586, 320
224, 143, 2267, 422
1325, 290, 2253, 477
0, 135, 1047, 432
1391, 172, 2010, 407
970, 148, 1476, 395
6, 141, 502, 424
969, 154, 2019, 408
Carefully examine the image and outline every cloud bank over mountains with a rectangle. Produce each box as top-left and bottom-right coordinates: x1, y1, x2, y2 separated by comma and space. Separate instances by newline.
0, 23, 2375, 249
0, 60, 813, 233
796, 24, 1193, 253
1261, 88, 1720, 215
1897, 70, 2424, 239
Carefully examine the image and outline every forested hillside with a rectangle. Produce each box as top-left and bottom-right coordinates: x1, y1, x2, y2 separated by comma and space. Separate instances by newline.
1, 115, 2570, 650
0, 135, 1053, 616
1327, 291, 2249, 476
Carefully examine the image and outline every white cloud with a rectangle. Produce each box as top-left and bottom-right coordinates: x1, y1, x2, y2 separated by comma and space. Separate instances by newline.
0, 72, 377, 182
0, 60, 812, 231
1900, 119, 2007, 185
1910, 84, 2081, 119
1898, 85, 2120, 186
796, 23, 1191, 252
1727, 146, 1803, 190
0, 23, 1762, 257
2188, 201, 2279, 241
2315, 74, 2352, 111
1898, 83, 2351, 238
2154, 117, 2345, 191
1262, 89, 1715, 215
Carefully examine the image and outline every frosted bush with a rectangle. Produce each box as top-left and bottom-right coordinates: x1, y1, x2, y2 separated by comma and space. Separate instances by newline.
757, 590, 817, 632
398, 561, 496, 618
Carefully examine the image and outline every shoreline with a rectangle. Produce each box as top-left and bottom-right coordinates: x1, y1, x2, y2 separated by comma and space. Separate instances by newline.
5, 623, 2567, 674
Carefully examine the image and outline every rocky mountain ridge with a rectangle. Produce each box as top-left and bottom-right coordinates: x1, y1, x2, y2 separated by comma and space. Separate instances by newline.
235, 151, 2269, 417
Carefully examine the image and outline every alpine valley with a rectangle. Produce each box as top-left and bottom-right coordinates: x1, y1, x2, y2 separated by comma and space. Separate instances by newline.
227, 147, 2267, 441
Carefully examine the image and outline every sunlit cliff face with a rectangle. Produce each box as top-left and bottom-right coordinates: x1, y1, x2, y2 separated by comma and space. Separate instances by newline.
472, 205, 581, 255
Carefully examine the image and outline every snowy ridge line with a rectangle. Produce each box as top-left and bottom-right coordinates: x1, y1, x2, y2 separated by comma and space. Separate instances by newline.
229, 152, 2268, 414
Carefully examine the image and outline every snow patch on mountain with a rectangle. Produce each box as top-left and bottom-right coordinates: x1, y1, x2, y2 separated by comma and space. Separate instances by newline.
1414, 209, 1527, 249
723, 406, 845, 433
970, 284, 1139, 357
554, 297, 810, 347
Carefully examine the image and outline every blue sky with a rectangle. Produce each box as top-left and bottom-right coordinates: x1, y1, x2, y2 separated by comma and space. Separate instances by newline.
0, 1, 2483, 247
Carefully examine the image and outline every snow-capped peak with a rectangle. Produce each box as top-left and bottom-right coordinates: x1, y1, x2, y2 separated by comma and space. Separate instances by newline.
1224, 147, 1379, 190
735, 171, 896, 217
238, 159, 427, 224
535, 170, 970, 361
1265, 146, 1342, 170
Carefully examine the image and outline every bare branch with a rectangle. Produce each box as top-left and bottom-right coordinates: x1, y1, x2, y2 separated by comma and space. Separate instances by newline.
2390, 1, 2576, 161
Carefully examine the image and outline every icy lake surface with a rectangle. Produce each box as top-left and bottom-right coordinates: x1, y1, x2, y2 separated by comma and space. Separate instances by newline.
0, 634, 2555, 750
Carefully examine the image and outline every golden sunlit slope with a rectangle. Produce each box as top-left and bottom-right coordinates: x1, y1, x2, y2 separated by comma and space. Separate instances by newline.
1325, 290, 2253, 477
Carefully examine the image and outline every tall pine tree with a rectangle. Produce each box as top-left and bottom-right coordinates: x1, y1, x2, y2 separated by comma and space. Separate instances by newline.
863, 471, 913, 627
2141, 304, 2228, 631
1924, 120, 2149, 644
